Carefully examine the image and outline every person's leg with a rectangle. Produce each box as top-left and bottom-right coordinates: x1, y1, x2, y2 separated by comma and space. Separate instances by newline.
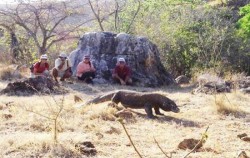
112, 74, 124, 84
125, 77, 132, 85
89, 71, 95, 79
84, 71, 95, 83
78, 72, 92, 81
60, 69, 72, 81
52, 68, 59, 82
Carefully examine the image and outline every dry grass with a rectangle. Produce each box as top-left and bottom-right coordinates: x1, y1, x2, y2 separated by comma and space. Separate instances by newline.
0, 80, 249, 158
0, 64, 24, 81
214, 94, 242, 116
213, 93, 248, 117
0, 67, 15, 80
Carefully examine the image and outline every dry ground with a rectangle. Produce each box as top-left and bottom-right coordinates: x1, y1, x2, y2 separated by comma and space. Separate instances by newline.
0, 80, 249, 158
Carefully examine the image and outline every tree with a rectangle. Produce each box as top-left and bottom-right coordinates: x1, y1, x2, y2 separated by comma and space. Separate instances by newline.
88, 0, 141, 33
0, 0, 91, 56
237, 4, 250, 38
112, 0, 250, 76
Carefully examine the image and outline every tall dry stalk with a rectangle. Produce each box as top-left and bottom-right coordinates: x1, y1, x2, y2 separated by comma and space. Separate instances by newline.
24, 83, 66, 143
118, 118, 143, 158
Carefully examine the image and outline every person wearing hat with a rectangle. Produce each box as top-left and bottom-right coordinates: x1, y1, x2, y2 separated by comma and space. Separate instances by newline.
52, 52, 72, 82
76, 55, 96, 83
112, 57, 132, 85
31, 54, 50, 78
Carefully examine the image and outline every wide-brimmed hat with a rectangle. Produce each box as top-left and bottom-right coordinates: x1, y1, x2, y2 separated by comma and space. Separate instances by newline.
40, 54, 48, 60
59, 52, 67, 58
118, 57, 125, 62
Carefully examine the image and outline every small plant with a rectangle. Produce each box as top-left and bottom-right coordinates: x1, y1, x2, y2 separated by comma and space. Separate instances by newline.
24, 84, 66, 143
0, 68, 12, 80
0, 65, 23, 80
214, 94, 243, 117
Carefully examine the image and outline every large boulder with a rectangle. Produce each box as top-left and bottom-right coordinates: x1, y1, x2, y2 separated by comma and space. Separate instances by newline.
69, 32, 175, 87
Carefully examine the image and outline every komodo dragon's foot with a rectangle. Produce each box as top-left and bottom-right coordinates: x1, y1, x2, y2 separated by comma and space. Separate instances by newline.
147, 115, 156, 119
155, 112, 164, 115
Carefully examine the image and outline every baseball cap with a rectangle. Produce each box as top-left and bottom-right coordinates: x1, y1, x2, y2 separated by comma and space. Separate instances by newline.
59, 52, 67, 58
118, 57, 125, 62
84, 55, 90, 59
40, 54, 48, 60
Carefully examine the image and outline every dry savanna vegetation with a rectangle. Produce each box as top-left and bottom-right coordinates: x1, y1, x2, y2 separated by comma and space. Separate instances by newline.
0, 76, 249, 158
0, 0, 249, 157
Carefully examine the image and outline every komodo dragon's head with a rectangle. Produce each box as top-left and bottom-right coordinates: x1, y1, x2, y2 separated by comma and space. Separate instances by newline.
161, 99, 180, 113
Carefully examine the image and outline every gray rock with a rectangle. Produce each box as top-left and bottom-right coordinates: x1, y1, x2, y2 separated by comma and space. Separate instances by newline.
237, 76, 250, 88
175, 75, 190, 84
1, 77, 63, 95
69, 32, 174, 87
240, 87, 250, 93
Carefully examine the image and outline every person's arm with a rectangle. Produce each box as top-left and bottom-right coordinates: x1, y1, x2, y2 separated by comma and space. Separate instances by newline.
55, 59, 64, 70
112, 67, 120, 79
33, 63, 42, 75
66, 59, 72, 72
45, 63, 49, 70
76, 63, 82, 74
90, 62, 96, 72
112, 67, 126, 85
77, 62, 87, 76
124, 66, 131, 83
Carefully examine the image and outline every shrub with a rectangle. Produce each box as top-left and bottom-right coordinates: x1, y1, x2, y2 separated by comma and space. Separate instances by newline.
213, 94, 244, 117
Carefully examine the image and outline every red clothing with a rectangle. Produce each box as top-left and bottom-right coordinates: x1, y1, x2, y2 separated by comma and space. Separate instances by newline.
113, 65, 131, 80
34, 62, 49, 73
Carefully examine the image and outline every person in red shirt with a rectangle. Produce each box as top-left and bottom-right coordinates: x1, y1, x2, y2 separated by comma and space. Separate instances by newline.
112, 57, 132, 85
76, 55, 96, 83
31, 54, 50, 78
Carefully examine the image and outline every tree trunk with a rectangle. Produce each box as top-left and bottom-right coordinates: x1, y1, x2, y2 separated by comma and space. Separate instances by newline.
10, 32, 19, 63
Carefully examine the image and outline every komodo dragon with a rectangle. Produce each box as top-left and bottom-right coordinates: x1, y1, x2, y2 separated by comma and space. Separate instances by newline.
84, 90, 180, 118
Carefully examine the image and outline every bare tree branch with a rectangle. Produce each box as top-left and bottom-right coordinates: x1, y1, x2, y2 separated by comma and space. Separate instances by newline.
88, 0, 104, 31
0, 0, 90, 55
126, 0, 141, 33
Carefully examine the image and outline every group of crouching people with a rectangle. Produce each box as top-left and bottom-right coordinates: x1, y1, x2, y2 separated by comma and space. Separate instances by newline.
31, 53, 133, 85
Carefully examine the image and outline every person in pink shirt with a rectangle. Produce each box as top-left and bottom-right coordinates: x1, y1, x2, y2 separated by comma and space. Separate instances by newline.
76, 55, 96, 83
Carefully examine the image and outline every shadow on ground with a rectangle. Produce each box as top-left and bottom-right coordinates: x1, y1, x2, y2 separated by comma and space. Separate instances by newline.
130, 110, 202, 128
156, 115, 202, 127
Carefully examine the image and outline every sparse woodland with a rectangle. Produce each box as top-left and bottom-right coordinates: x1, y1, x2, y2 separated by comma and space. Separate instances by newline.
0, 0, 249, 158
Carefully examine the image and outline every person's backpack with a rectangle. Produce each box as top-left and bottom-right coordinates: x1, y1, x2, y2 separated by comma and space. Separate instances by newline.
30, 62, 40, 73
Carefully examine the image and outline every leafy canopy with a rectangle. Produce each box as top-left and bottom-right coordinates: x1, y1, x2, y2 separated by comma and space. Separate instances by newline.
237, 4, 250, 38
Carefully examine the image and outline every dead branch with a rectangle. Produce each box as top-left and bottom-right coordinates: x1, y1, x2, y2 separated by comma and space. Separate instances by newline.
183, 126, 209, 158
88, 0, 104, 31
125, 0, 141, 33
118, 119, 143, 158
154, 137, 171, 158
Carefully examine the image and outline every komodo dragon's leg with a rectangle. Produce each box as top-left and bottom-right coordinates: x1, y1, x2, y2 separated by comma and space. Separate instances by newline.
111, 92, 120, 104
144, 103, 154, 118
154, 106, 164, 115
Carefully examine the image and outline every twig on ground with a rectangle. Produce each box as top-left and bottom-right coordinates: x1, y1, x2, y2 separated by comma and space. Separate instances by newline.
154, 137, 171, 158
183, 126, 209, 158
118, 119, 143, 158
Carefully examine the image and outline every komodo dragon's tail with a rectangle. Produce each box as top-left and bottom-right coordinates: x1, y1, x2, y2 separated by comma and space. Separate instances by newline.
84, 92, 117, 105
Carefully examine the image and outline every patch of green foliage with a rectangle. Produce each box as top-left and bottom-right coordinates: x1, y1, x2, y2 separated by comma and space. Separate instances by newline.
237, 4, 250, 38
